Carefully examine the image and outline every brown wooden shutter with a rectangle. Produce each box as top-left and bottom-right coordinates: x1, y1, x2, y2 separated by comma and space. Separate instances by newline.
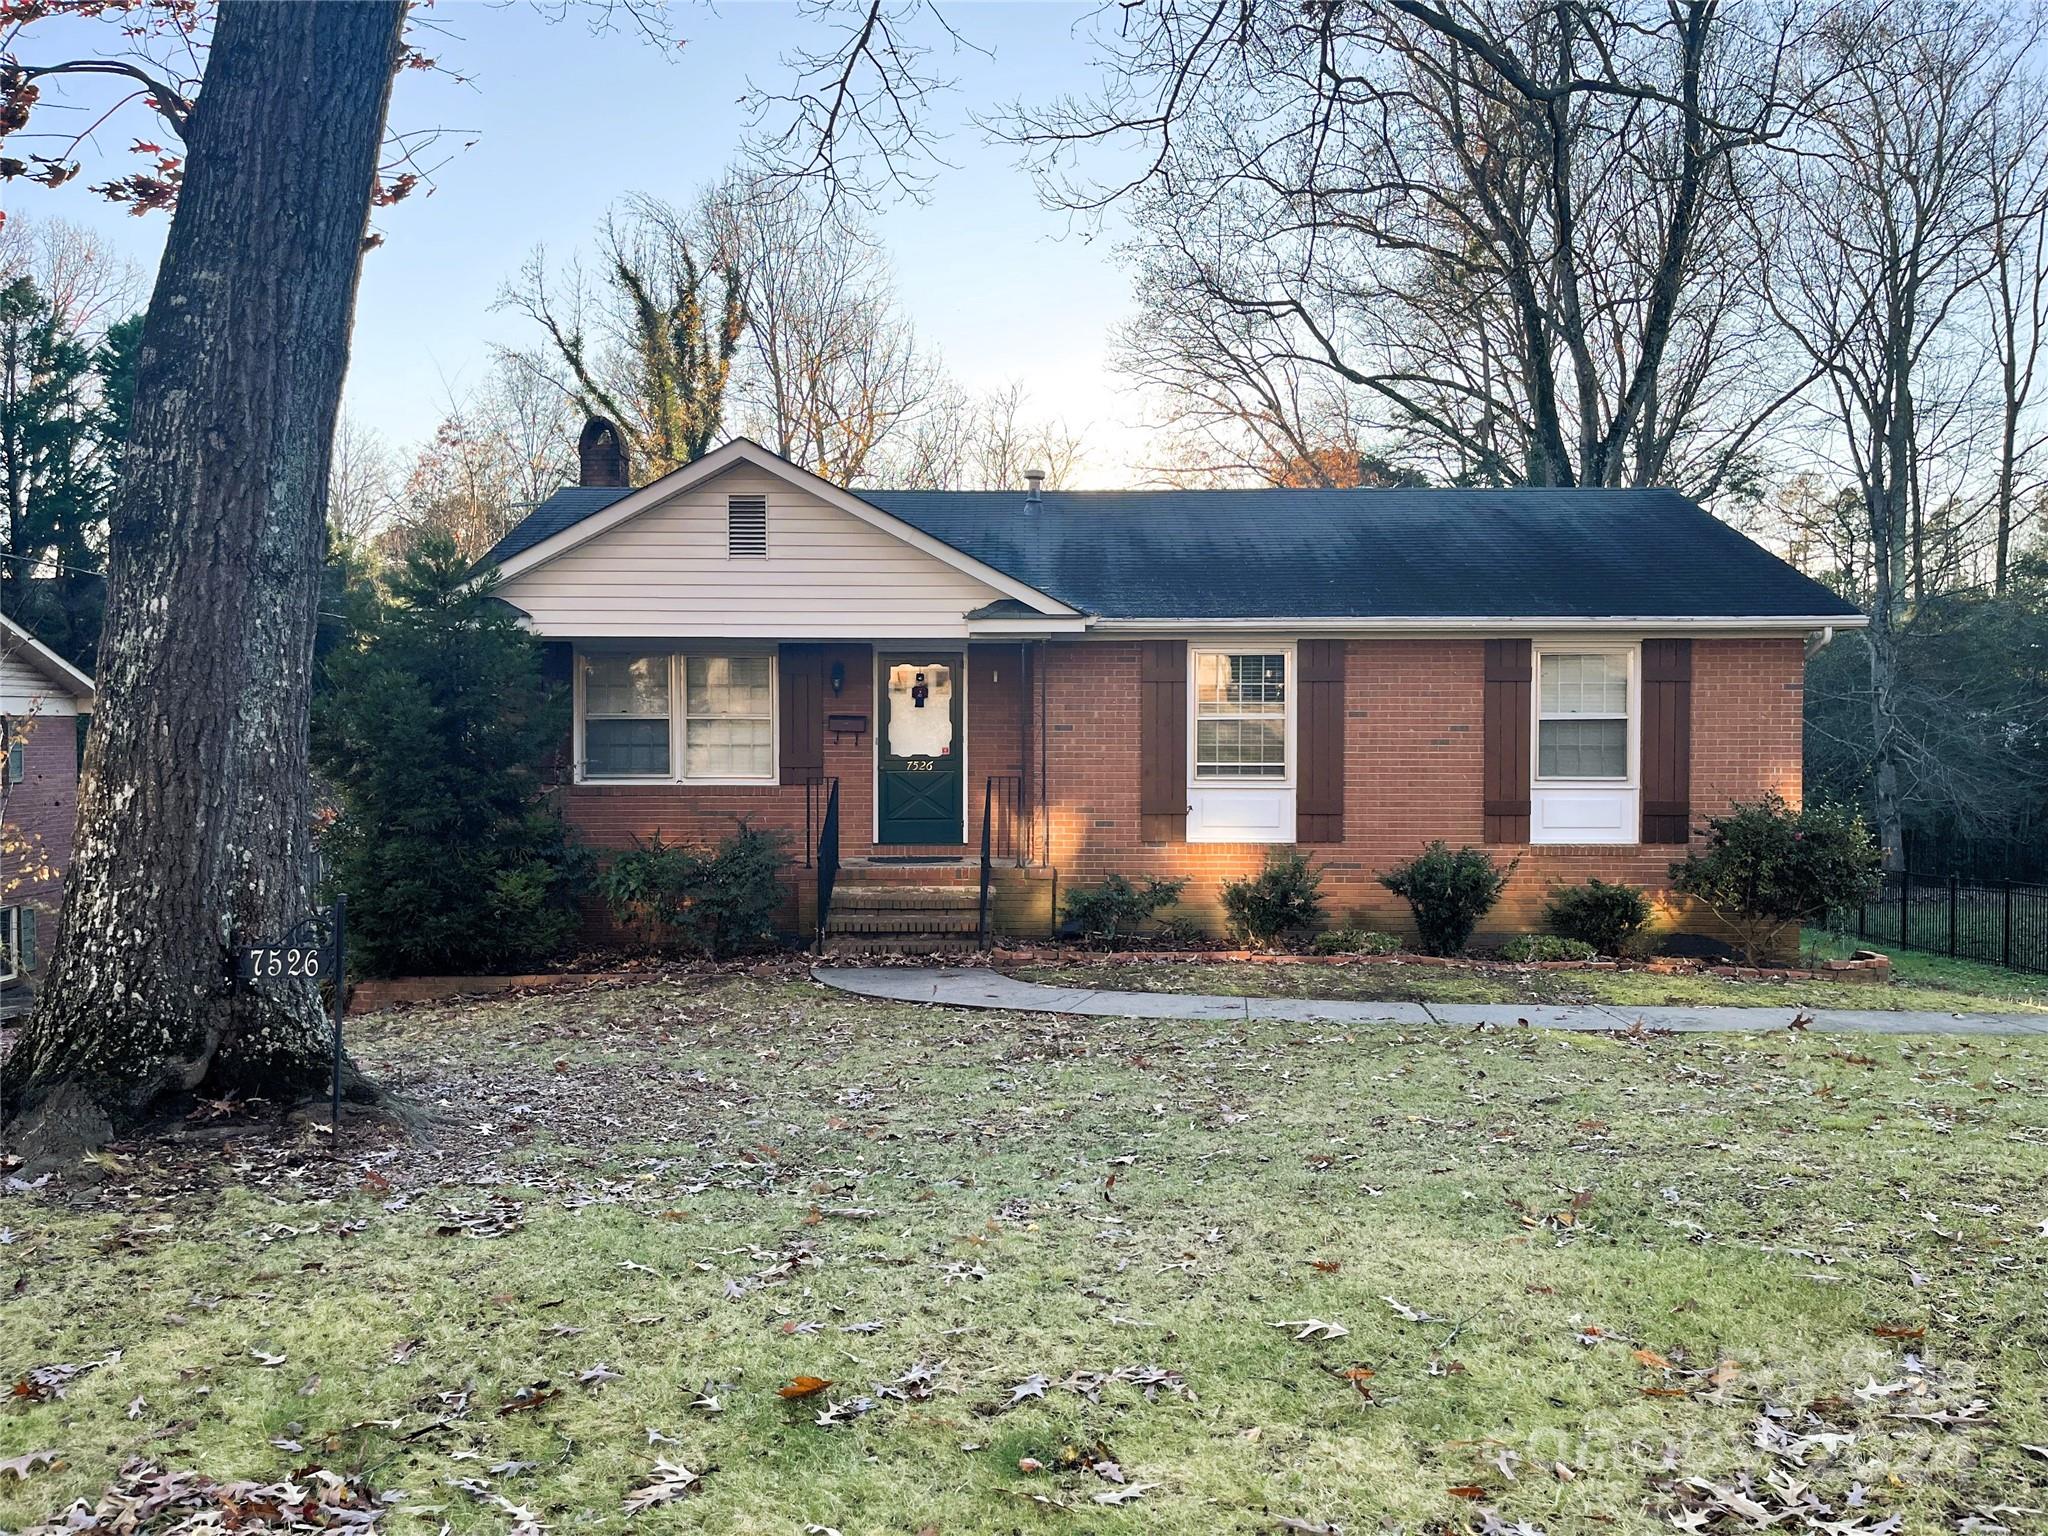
1139, 640, 1187, 845
1296, 639, 1346, 844
1482, 638, 1531, 844
539, 642, 573, 782
1640, 638, 1693, 844
778, 644, 825, 786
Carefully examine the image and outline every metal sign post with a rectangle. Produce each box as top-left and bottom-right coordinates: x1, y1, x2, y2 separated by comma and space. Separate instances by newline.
236, 894, 348, 1143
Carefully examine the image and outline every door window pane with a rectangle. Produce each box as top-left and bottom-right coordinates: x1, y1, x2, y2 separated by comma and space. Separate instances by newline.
885, 662, 955, 759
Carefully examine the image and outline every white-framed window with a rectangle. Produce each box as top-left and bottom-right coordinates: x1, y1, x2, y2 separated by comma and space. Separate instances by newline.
1192, 648, 1290, 781
581, 653, 672, 779
1534, 647, 1634, 782
683, 655, 774, 779
578, 650, 778, 784
0, 907, 23, 982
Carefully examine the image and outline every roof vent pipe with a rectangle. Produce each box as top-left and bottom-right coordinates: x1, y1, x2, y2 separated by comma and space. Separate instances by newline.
1024, 468, 1045, 507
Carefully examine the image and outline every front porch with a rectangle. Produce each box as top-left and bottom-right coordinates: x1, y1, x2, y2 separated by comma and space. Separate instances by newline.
554, 639, 1062, 947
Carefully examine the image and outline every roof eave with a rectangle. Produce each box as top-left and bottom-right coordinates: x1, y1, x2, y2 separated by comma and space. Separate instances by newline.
1085, 613, 1867, 634
0, 612, 96, 705
493, 439, 1080, 619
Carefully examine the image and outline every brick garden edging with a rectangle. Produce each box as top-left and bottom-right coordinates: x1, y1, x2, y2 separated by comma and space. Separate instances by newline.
986, 947, 1894, 985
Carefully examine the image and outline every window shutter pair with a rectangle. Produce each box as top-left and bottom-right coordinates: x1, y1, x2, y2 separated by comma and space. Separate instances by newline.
778, 644, 826, 786
1137, 641, 1345, 845
1481, 637, 1692, 844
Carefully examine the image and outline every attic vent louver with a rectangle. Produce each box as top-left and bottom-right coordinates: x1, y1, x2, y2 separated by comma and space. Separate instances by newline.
728, 494, 768, 557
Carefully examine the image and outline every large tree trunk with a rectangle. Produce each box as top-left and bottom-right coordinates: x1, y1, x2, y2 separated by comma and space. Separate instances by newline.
4, 2, 403, 1150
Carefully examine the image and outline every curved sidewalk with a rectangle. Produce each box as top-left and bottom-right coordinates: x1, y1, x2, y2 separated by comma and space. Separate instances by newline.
813, 965, 2048, 1036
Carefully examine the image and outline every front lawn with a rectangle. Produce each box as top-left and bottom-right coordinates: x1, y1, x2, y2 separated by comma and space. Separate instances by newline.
1018, 934, 2048, 1014
4, 972, 2044, 1534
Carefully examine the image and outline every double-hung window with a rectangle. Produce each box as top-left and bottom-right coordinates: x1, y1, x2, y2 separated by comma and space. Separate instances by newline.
579, 652, 776, 783
682, 656, 773, 780
1193, 650, 1288, 780
1536, 649, 1631, 781
582, 654, 672, 778
0, 906, 26, 982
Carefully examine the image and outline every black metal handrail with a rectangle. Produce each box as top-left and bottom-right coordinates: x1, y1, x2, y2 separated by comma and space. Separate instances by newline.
977, 774, 1026, 948
977, 776, 996, 948
802, 775, 836, 868
814, 777, 841, 953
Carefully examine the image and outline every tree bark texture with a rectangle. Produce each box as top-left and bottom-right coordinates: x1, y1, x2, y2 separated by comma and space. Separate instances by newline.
5, 1, 403, 1136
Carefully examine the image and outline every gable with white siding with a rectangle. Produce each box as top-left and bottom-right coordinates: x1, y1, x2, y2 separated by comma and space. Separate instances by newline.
0, 615, 93, 715
496, 460, 1053, 641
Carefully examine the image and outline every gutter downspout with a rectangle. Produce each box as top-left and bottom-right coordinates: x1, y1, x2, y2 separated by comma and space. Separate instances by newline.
1805, 624, 1838, 659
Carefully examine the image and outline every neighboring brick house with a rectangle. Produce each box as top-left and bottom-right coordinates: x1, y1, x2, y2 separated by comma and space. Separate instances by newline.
483, 426, 1864, 948
1, 612, 93, 1016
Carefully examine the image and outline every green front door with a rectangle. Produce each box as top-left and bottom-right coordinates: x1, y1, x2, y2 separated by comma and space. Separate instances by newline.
877, 654, 964, 844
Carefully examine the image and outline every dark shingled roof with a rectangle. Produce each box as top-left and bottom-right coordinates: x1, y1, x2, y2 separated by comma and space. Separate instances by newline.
487, 486, 635, 565
485, 483, 1861, 622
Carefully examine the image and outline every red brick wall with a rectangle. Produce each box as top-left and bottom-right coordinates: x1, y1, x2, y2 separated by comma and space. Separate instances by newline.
555, 636, 1806, 947
558, 643, 1030, 936
1033, 636, 1805, 943
2, 713, 79, 978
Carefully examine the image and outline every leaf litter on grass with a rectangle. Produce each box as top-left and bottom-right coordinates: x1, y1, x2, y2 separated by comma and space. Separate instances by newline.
4, 971, 2045, 1534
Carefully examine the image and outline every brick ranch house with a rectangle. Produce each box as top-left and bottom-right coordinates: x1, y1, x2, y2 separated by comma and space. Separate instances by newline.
1, 612, 93, 1017
482, 426, 1866, 948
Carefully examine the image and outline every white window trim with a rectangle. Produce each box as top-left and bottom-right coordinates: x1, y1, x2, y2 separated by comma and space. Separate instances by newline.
0, 907, 18, 983
1530, 642, 1640, 789
1188, 641, 1297, 788
574, 647, 780, 787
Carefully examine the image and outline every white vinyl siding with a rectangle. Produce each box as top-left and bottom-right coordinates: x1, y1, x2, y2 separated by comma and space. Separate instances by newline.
500, 467, 1009, 639
0, 653, 81, 718
576, 648, 777, 785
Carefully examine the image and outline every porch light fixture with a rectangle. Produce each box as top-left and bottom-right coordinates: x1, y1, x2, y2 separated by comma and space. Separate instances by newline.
830, 660, 845, 696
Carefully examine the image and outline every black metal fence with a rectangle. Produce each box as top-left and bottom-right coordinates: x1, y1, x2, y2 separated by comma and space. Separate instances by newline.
1833, 871, 2048, 976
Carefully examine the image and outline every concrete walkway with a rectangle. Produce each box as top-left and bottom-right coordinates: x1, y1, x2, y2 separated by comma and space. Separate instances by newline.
813, 965, 2048, 1036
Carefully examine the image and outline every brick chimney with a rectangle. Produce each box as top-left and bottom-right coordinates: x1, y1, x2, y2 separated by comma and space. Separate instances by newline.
578, 416, 630, 488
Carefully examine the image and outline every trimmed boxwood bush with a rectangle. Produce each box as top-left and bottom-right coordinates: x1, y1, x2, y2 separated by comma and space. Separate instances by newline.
1498, 934, 1597, 963
1220, 851, 1326, 948
1060, 874, 1189, 950
1378, 841, 1515, 956
1312, 928, 1402, 956
1543, 878, 1652, 957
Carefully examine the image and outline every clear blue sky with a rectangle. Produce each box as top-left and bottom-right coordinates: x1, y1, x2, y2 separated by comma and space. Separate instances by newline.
8, 2, 1152, 481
